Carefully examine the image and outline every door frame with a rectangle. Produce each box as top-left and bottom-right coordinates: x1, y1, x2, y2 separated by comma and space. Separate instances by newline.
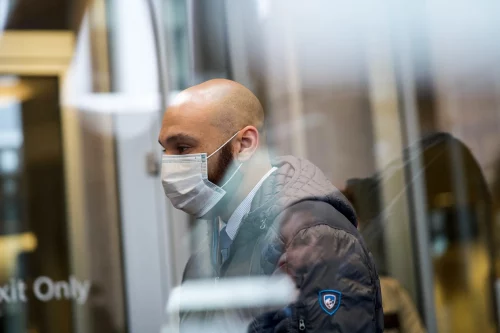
0, 30, 93, 333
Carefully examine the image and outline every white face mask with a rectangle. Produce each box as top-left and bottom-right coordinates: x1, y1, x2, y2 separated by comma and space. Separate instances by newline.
161, 131, 242, 218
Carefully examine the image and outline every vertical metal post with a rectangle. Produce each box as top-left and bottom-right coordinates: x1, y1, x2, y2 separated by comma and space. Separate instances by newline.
394, 19, 438, 333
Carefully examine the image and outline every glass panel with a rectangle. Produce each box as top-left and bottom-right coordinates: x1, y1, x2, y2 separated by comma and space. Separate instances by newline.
162, 0, 190, 90
0, 75, 127, 333
2, 1, 500, 333
160, 1, 500, 332
0, 76, 73, 333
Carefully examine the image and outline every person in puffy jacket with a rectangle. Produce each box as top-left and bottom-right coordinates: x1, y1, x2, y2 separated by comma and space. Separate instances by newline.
158, 78, 384, 333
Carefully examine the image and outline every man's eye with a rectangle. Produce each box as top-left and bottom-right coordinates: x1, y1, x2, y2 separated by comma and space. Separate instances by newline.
178, 146, 189, 154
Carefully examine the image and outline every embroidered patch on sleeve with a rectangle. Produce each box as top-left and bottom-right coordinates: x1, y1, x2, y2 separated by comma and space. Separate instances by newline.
318, 290, 342, 316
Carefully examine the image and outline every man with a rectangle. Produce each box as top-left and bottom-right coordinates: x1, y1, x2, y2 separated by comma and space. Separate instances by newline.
158, 79, 383, 332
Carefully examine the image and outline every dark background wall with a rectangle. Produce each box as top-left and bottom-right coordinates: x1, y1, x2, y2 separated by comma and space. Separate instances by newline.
6, 0, 87, 32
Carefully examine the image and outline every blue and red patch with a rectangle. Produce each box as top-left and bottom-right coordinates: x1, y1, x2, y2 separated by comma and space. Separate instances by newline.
318, 290, 342, 316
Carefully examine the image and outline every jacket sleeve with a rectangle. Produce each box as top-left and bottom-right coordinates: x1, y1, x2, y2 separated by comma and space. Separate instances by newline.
271, 200, 384, 333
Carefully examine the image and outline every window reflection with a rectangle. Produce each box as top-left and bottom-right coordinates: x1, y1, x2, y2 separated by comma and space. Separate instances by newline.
2, 1, 500, 333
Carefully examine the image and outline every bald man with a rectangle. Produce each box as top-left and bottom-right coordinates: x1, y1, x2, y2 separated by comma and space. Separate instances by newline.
158, 79, 383, 333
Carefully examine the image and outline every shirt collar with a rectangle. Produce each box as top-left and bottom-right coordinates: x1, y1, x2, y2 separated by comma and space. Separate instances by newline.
224, 166, 278, 240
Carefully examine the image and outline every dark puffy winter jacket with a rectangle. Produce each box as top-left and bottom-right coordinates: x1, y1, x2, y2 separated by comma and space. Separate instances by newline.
180, 155, 384, 333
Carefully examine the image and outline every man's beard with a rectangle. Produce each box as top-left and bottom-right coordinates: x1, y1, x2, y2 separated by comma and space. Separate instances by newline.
205, 142, 242, 218
209, 142, 235, 186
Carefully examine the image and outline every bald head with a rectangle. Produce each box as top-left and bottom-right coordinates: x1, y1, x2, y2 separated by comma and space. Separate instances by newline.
159, 79, 268, 183
159, 79, 273, 218
172, 79, 265, 135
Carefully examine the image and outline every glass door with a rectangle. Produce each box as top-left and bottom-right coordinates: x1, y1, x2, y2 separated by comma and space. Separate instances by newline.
0, 75, 73, 333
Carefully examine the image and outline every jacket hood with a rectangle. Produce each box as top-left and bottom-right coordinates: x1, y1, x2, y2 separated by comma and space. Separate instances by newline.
247, 155, 357, 228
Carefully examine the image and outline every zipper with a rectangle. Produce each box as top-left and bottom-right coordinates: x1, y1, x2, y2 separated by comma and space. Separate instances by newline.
298, 316, 306, 331
259, 219, 266, 229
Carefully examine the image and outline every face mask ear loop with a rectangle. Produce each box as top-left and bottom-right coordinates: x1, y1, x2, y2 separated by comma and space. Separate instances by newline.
208, 131, 240, 159
221, 162, 243, 188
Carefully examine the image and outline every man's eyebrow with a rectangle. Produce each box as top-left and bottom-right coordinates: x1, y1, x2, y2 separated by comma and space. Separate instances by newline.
159, 133, 199, 146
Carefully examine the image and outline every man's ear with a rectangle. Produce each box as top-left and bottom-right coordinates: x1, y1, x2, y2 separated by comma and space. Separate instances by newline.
237, 125, 259, 162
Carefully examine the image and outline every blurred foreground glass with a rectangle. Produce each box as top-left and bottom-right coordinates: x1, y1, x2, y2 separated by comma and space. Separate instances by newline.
198, 1, 500, 332
2, 0, 500, 333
